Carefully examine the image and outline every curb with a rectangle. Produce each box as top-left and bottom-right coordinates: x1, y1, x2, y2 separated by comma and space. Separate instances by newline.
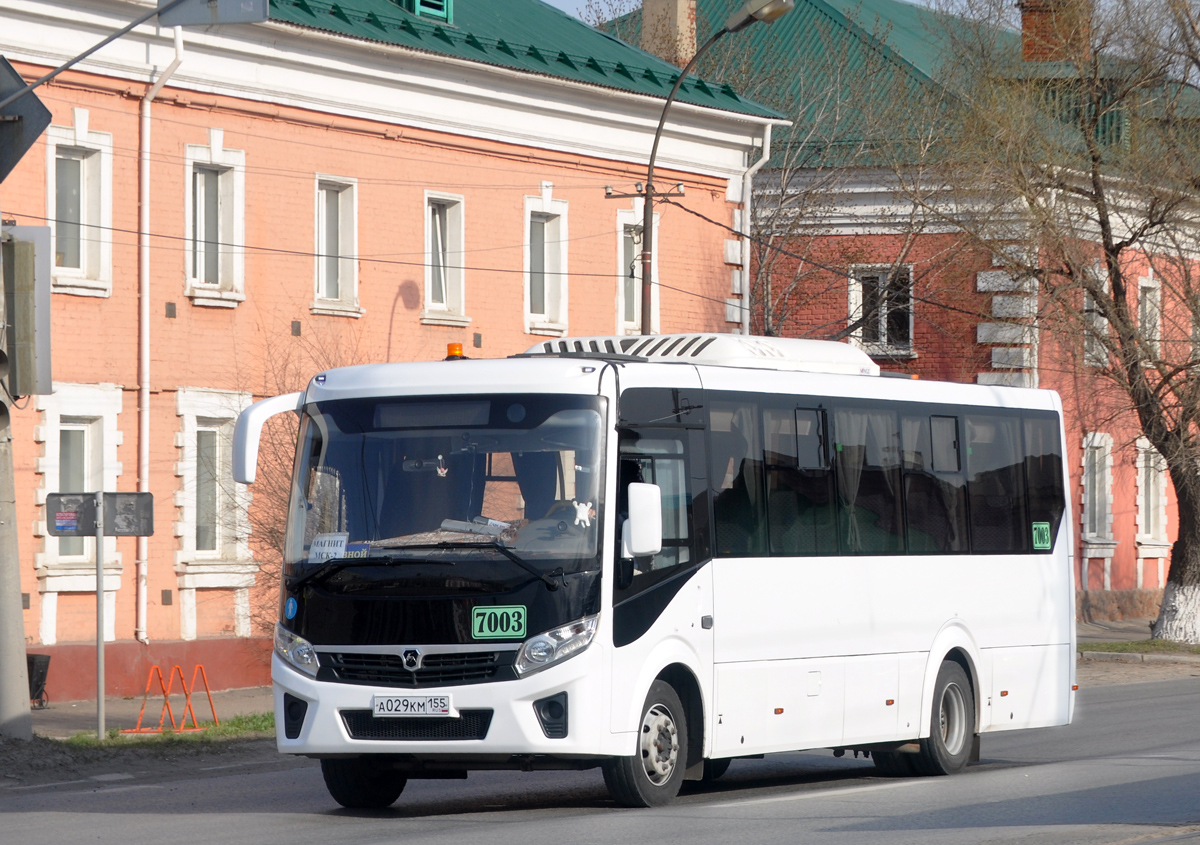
1080, 650, 1200, 666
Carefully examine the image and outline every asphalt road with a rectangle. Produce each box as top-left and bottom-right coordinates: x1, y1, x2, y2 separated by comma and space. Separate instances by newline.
3, 678, 1199, 845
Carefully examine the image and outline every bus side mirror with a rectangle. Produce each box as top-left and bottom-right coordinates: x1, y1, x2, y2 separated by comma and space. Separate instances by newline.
233, 392, 304, 484
621, 482, 662, 559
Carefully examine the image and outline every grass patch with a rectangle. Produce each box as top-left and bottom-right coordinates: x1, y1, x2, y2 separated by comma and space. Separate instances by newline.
60, 711, 275, 747
1083, 639, 1200, 655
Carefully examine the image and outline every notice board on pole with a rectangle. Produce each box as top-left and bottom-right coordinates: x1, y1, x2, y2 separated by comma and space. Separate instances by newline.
45, 493, 154, 536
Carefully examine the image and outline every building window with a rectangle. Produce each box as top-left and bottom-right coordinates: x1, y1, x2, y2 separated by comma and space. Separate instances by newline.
1083, 292, 1109, 367
184, 129, 245, 308
312, 177, 360, 317
45, 109, 113, 297
410, 0, 451, 21
1080, 432, 1116, 566
191, 165, 226, 286
422, 193, 468, 326
1136, 438, 1169, 546
615, 203, 659, 334
850, 265, 913, 355
524, 182, 568, 335
33, 383, 124, 645
1139, 273, 1161, 358
57, 426, 88, 558
175, 388, 256, 640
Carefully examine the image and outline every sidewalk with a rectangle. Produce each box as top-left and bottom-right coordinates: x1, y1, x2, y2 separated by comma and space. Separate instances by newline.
31, 685, 275, 739
1077, 617, 1154, 645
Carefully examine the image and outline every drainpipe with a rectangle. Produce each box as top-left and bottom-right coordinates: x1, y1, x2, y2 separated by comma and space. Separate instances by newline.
741, 125, 771, 336
135, 27, 184, 645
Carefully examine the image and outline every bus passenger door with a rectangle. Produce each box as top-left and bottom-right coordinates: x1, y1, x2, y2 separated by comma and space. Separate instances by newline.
609, 417, 713, 766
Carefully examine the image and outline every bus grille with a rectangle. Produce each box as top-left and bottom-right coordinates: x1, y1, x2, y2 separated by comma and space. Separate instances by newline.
318, 651, 513, 688
340, 709, 493, 741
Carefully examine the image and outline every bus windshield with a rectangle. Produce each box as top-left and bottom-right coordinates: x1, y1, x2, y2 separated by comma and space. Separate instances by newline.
285, 394, 606, 575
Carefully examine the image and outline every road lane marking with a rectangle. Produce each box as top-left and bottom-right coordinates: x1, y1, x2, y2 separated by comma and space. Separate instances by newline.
701, 778, 925, 809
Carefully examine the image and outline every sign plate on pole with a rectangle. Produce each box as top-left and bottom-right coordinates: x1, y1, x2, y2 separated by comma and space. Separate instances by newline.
158, 0, 268, 27
45, 493, 97, 536
104, 492, 154, 537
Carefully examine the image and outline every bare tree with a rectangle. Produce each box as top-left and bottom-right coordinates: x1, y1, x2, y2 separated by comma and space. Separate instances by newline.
900, 0, 1200, 641
236, 318, 374, 636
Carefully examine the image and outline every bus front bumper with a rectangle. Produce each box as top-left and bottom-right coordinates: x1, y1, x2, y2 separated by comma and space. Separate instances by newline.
271, 648, 608, 760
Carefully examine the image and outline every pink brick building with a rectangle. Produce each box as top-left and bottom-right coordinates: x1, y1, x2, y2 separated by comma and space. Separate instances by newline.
0, 0, 779, 697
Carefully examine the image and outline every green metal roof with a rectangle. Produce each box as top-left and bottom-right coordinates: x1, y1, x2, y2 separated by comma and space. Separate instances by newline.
266, 0, 783, 119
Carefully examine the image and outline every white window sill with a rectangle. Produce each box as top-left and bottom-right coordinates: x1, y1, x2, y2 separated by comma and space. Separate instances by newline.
187, 284, 245, 308
862, 344, 917, 360
173, 558, 258, 589
1136, 540, 1170, 558
528, 321, 567, 337
421, 311, 471, 328
1081, 538, 1117, 558
52, 273, 111, 298
311, 300, 364, 319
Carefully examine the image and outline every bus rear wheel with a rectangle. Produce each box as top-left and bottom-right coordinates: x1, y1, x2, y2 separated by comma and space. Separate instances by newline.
320, 757, 408, 809
602, 680, 688, 807
912, 661, 974, 776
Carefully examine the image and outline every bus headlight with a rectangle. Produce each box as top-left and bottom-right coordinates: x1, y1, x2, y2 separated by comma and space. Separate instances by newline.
275, 622, 319, 677
515, 615, 599, 676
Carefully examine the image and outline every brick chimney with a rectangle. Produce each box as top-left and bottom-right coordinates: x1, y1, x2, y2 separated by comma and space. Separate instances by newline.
1018, 0, 1092, 62
641, 0, 697, 68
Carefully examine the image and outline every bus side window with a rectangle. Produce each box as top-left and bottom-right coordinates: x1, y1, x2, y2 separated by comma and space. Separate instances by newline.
618, 432, 695, 590
901, 415, 969, 553
1024, 415, 1065, 551
764, 406, 837, 556
833, 405, 904, 555
966, 414, 1028, 553
709, 399, 766, 557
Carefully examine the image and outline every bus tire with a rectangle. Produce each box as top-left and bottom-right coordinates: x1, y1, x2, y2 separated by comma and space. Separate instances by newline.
602, 680, 688, 807
872, 750, 917, 777
912, 661, 974, 776
320, 757, 408, 809
702, 758, 731, 781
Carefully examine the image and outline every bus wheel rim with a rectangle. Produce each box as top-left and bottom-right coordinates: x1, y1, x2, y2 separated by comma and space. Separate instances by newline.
640, 703, 678, 785
939, 682, 967, 756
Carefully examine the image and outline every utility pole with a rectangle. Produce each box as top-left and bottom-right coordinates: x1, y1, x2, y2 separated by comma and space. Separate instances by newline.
0, 235, 31, 741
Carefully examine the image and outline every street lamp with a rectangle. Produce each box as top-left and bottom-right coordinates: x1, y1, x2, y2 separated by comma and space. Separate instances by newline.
636, 0, 794, 335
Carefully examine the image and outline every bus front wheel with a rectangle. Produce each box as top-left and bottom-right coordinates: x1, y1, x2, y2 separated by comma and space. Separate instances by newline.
603, 680, 688, 807
912, 661, 975, 776
320, 757, 408, 809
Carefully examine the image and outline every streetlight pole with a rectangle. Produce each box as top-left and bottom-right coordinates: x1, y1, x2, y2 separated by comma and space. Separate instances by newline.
638, 0, 794, 335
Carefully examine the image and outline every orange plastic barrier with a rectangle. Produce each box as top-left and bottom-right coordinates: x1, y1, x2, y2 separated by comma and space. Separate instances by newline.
120, 664, 220, 734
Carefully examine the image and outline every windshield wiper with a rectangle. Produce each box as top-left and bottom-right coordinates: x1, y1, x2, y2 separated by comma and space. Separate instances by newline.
387, 541, 563, 591
288, 555, 453, 590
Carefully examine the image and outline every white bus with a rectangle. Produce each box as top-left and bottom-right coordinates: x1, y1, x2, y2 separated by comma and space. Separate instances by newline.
233, 333, 1075, 809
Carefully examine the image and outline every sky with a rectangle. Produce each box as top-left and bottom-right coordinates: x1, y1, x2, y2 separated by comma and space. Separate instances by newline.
542, 0, 590, 20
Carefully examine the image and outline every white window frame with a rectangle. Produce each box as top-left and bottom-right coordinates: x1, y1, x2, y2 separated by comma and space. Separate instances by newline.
44, 109, 113, 297
1135, 437, 1170, 559
615, 202, 659, 335
1083, 264, 1111, 369
524, 181, 568, 336
848, 264, 915, 357
175, 388, 255, 640
422, 191, 469, 327
311, 175, 361, 317
1080, 432, 1116, 561
184, 129, 245, 308
32, 383, 124, 645
1138, 272, 1161, 359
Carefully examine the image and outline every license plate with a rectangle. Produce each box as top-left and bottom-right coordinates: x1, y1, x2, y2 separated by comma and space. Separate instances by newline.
371, 694, 455, 718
